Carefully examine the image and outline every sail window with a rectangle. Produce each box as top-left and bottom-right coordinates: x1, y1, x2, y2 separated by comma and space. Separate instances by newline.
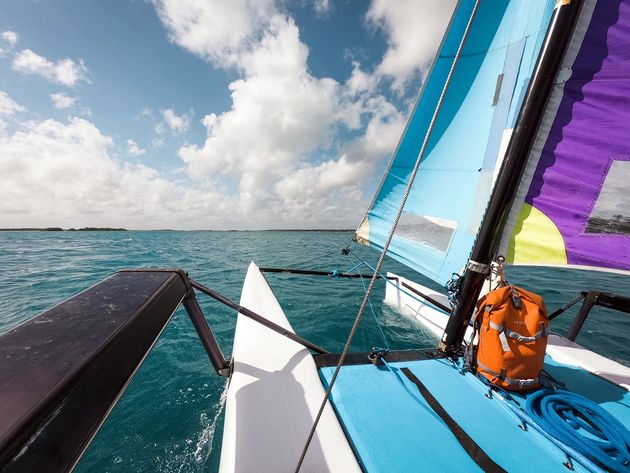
586, 160, 630, 235
394, 212, 456, 253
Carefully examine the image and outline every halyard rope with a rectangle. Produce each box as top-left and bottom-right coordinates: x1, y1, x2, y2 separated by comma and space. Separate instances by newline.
294, 2, 481, 470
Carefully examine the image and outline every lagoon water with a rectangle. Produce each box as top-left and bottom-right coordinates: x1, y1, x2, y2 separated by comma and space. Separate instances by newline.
1, 230, 628, 472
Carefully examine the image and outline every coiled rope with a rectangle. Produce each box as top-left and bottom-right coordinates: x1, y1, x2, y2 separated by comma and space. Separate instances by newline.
526, 389, 630, 472
294, 2, 481, 470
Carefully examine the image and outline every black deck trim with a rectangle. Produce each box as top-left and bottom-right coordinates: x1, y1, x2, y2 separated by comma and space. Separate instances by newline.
314, 348, 441, 368
0, 270, 188, 472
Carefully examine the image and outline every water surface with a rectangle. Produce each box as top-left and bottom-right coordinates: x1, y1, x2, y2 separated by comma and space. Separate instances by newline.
1, 230, 628, 472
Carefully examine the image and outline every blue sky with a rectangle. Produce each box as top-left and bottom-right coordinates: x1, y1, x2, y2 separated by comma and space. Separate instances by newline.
0, 0, 454, 229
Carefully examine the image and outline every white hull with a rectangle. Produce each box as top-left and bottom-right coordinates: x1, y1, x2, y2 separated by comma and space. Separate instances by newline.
385, 272, 630, 390
219, 262, 360, 473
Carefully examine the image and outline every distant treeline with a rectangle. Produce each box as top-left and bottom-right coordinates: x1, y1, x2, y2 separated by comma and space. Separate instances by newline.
217, 229, 354, 232
68, 227, 127, 231
0, 227, 127, 231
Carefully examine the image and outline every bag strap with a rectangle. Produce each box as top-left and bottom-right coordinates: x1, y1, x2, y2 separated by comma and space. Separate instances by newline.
400, 368, 507, 473
464, 304, 487, 370
476, 360, 540, 389
510, 285, 523, 309
488, 321, 548, 352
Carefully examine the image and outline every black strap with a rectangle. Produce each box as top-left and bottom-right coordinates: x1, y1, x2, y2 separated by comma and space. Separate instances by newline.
400, 367, 507, 473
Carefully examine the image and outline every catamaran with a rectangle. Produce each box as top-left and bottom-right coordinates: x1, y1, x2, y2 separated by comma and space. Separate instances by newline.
1, 0, 629, 472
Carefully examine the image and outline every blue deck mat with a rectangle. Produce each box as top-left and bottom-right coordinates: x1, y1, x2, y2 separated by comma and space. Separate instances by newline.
319, 356, 630, 472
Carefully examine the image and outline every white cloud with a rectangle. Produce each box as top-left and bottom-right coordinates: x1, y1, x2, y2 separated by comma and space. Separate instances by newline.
126, 139, 146, 157
274, 95, 405, 218
50, 92, 77, 109
149, 0, 419, 227
152, 0, 277, 65
367, 0, 455, 92
274, 157, 366, 222
159, 108, 191, 134
145, 0, 449, 228
178, 17, 345, 211
343, 96, 406, 163
138, 107, 153, 119
12, 49, 90, 87
151, 136, 165, 148
1, 31, 18, 46
0, 117, 234, 229
313, 0, 331, 15
0, 3, 454, 230
174, 14, 405, 224
346, 61, 378, 97
0, 91, 26, 117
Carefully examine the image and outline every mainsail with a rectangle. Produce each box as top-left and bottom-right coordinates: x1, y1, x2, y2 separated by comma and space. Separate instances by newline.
357, 0, 557, 285
498, 0, 630, 274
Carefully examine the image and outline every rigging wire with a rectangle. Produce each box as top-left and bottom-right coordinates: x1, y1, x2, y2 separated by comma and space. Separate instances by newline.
285, 248, 341, 269
294, 2, 481, 470
345, 256, 390, 350
348, 251, 451, 315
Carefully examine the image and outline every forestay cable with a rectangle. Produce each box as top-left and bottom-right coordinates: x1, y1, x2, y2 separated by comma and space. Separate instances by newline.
294, 2, 481, 470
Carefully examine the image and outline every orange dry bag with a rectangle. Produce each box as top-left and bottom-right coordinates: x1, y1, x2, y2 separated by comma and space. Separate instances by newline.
472, 285, 548, 391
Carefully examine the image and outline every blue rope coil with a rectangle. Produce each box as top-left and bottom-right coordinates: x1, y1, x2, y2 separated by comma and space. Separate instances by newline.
526, 389, 630, 472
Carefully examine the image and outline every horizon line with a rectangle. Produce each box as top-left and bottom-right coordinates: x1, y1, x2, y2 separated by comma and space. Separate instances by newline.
0, 227, 356, 232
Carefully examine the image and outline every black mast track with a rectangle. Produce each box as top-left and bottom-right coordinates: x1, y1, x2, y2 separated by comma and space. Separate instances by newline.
440, 0, 584, 354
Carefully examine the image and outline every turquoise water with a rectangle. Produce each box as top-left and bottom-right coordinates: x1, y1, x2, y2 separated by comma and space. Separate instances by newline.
0, 230, 628, 472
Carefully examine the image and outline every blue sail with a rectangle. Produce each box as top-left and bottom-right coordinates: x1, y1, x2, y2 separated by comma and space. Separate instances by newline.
357, 0, 556, 285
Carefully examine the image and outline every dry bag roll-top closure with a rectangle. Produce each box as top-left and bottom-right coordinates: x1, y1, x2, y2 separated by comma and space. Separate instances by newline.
472, 285, 548, 391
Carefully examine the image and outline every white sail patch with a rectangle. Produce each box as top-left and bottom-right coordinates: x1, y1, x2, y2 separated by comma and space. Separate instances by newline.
395, 212, 456, 253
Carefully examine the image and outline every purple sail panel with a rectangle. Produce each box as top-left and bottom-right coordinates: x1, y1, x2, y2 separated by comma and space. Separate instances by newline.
505, 0, 630, 273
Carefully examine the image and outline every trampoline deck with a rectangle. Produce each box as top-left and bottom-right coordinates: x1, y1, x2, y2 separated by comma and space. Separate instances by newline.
319, 356, 630, 472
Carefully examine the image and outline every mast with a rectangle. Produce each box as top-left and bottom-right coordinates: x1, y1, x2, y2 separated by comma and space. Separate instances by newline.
440, 0, 584, 354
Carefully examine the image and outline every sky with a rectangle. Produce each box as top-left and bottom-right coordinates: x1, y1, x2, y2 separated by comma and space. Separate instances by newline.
0, 0, 455, 230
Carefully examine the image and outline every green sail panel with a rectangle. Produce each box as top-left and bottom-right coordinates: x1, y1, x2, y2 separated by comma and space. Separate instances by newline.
357, 0, 555, 285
